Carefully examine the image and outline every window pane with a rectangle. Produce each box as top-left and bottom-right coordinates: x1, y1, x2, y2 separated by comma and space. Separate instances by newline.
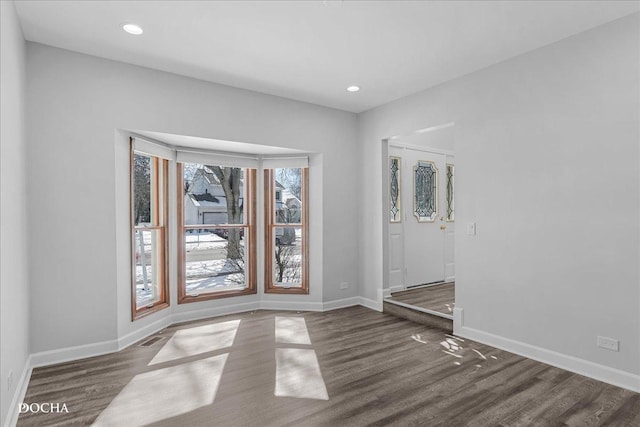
389, 156, 401, 222
184, 228, 247, 295
273, 227, 303, 286
274, 168, 302, 224
134, 228, 164, 309
183, 163, 246, 225
133, 154, 152, 226
446, 164, 455, 222
414, 160, 437, 222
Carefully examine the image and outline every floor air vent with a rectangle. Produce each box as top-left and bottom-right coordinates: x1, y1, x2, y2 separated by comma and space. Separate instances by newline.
138, 336, 163, 347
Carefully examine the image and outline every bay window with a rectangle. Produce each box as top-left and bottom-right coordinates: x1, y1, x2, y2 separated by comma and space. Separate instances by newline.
129, 136, 310, 313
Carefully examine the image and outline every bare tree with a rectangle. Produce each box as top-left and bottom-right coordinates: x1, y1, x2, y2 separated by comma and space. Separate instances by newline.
133, 154, 151, 225
274, 243, 301, 283
275, 168, 301, 199
207, 166, 243, 260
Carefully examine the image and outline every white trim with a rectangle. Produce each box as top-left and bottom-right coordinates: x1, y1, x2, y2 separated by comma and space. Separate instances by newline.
30, 339, 119, 369
383, 298, 454, 320
132, 136, 176, 161
262, 156, 309, 169
322, 297, 360, 311
173, 301, 261, 325
359, 296, 383, 312
4, 356, 32, 427
382, 288, 393, 299
260, 300, 325, 311
404, 281, 449, 291
389, 285, 404, 294
457, 326, 640, 393
176, 148, 259, 168
116, 316, 174, 351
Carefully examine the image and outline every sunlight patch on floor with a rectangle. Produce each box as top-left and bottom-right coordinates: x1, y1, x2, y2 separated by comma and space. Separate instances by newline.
275, 317, 311, 345
93, 354, 228, 426
411, 333, 427, 344
149, 320, 240, 365
275, 348, 329, 400
472, 348, 487, 360
445, 334, 464, 342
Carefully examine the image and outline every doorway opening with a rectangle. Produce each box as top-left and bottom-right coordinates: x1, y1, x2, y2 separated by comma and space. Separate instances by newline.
381, 123, 455, 326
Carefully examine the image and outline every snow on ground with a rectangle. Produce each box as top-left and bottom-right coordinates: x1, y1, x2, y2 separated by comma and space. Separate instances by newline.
136, 231, 302, 307
136, 232, 245, 307
136, 230, 229, 251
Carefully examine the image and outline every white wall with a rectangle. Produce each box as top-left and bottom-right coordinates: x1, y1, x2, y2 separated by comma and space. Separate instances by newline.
0, 1, 30, 425
27, 43, 358, 355
359, 13, 640, 382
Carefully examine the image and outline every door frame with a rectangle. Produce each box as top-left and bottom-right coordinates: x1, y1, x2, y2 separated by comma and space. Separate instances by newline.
381, 122, 455, 298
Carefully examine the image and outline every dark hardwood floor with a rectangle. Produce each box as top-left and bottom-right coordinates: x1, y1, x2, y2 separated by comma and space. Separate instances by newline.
389, 282, 455, 316
17, 306, 639, 426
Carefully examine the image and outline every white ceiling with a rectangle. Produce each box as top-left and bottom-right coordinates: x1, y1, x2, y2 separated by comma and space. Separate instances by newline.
14, 0, 640, 113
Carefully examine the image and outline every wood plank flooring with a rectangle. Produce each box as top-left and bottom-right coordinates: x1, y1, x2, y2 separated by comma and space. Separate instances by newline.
17, 306, 639, 427
389, 282, 455, 316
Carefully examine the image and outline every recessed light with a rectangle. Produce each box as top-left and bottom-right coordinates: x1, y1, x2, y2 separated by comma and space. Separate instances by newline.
122, 23, 143, 35
347, 86, 360, 92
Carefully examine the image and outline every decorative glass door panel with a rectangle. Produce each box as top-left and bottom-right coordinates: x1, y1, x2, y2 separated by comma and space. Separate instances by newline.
413, 160, 437, 222
446, 164, 454, 222
389, 156, 401, 223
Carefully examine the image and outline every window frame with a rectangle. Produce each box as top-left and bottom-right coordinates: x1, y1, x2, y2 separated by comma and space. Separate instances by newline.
264, 168, 309, 294
177, 163, 257, 303
130, 144, 170, 321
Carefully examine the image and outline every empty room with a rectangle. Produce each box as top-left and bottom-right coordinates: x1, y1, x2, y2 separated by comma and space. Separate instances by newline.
1, 1, 639, 426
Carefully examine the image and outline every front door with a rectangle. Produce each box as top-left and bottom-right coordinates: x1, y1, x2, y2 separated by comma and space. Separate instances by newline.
388, 146, 451, 288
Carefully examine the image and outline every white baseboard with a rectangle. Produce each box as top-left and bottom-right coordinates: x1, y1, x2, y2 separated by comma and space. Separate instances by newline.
30, 338, 119, 369
322, 297, 360, 311
457, 325, 640, 393
380, 285, 404, 299
117, 316, 174, 351
260, 300, 324, 311
172, 301, 261, 325
4, 356, 32, 427
360, 296, 383, 312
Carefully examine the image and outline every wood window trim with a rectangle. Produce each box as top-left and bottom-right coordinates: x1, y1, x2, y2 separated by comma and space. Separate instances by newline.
130, 144, 170, 321
177, 165, 257, 304
264, 168, 309, 295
